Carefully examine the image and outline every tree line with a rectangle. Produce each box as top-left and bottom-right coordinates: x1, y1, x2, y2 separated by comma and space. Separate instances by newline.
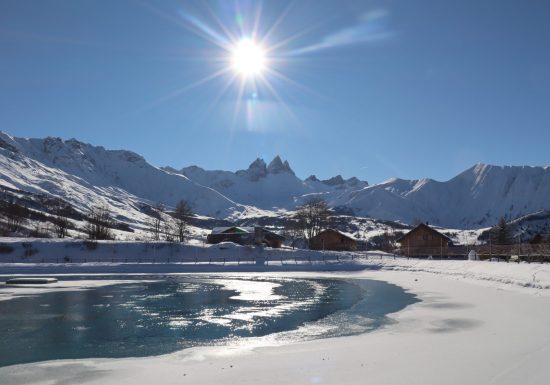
147, 200, 193, 242
0, 193, 357, 248
284, 196, 332, 248
481, 216, 550, 245
0, 194, 194, 242
3, 190, 550, 248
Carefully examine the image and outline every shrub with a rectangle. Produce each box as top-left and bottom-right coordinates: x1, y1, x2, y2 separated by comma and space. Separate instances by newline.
23, 248, 38, 258
84, 240, 98, 250
0, 243, 14, 254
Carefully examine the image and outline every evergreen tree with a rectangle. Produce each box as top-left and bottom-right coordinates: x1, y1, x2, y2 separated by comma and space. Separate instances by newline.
491, 216, 512, 245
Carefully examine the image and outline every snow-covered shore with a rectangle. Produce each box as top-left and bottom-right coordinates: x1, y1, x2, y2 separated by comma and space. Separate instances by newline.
2, 258, 550, 384
3, 253, 550, 291
0, 238, 354, 263
367, 256, 550, 290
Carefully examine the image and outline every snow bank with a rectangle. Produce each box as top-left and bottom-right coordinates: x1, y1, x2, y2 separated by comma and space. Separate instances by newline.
366, 255, 550, 290
0, 238, 355, 264
2, 239, 550, 292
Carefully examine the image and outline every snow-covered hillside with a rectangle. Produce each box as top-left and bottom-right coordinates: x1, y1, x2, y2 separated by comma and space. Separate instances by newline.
332, 164, 550, 229
1, 131, 550, 234
0, 132, 248, 225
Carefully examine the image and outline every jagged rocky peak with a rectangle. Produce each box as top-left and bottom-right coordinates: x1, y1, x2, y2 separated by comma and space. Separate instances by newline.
117, 150, 145, 163
321, 175, 367, 187
66, 138, 86, 149
42, 136, 65, 153
42, 136, 88, 151
249, 157, 267, 169
267, 156, 295, 175
235, 156, 295, 181
179, 165, 205, 175
162, 165, 179, 174
346, 176, 364, 187
305, 174, 320, 182
236, 157, 267, 181
38, 136, 144, 163
0, 133, 18, 153
322, 175, 345, 186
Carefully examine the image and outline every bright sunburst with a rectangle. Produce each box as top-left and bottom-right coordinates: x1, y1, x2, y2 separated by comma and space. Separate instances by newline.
231, 38, 266, 78
141, 2, 392, 130
145, 2, 323, 128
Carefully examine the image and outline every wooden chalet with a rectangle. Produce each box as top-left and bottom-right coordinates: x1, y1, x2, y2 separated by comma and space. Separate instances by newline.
310, 229, 357, 251
397, 223, 452, 257
206, 226, 284, 248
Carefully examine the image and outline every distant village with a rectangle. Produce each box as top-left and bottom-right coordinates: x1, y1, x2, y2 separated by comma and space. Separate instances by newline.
206, 222, 550, 263
204, 197, 550, 263
2, 192, 550, 263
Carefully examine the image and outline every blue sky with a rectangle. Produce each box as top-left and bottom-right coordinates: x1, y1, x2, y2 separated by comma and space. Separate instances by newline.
1, 0, 549, 184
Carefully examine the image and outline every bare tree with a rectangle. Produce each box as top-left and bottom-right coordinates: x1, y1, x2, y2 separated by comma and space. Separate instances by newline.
294, 196, 331, 247
84, 205, 114, 240
162, 219, 176, 242
0, 198, 28, 232
283, 217, 305, 248
172, 199, 193, 242
369, 231, 404, 252
52, 199, 71, 238
30, 221, 50, 238
149, 203, 164, 241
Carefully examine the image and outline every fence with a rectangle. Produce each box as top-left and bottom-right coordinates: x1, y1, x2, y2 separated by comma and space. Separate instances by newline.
398, 243, 550, 263
3, 251, 364, 265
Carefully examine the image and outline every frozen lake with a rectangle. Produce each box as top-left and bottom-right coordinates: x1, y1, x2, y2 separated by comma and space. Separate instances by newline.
0, 275, 417, 367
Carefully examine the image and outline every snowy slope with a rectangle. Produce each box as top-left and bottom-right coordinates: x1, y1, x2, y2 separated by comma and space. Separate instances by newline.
334, 164, 550, 228
2, 131, 550, 232
0, 132, 248, 223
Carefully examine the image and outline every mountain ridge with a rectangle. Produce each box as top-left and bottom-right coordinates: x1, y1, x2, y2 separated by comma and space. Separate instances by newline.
1, 131, 550, 230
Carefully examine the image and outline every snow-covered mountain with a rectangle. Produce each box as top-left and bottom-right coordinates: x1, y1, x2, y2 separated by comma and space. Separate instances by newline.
164, 156, 368, 211
333, 164, 550, 228
0, 132, 248, 225
1, 131, 549, 232
0, 132, 367, 228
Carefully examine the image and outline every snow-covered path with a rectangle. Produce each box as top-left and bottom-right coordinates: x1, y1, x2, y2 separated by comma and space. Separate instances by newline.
2, 261, 550, 384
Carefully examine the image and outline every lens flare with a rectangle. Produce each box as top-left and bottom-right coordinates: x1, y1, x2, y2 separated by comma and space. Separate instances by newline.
231, 38, 266, 77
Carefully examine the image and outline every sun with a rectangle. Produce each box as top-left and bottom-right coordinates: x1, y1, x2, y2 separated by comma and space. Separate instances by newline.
231, 38, 266, 78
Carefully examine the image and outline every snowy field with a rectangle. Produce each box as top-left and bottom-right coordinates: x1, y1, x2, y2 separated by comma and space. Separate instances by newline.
1, 257, 550, 384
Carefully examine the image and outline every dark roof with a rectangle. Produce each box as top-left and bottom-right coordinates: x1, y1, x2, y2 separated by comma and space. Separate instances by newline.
397, 223, 451, 243
211, 226, 250, 234
210, 226, 284, 239
313, 228, 357, 242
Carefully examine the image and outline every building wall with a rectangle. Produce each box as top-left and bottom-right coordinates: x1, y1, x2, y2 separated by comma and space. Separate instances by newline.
403, 226, 448, 248
399, 226, 449, 256
264, 238, 282, 248
206, 233, 249, 245
207, 232, 283, 248
311, 230, 357, 251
